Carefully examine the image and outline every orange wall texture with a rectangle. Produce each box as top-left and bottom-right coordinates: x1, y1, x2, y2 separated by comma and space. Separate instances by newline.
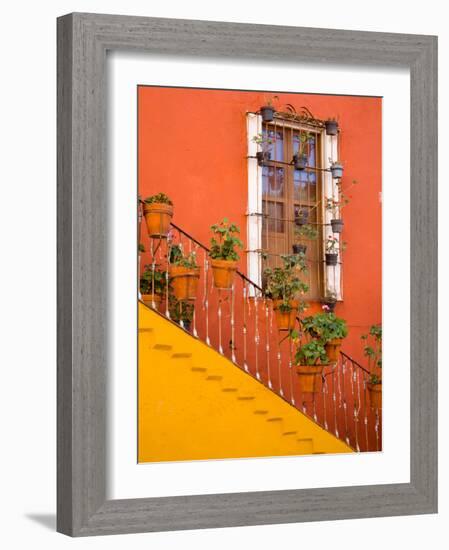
138, 86, 382, 366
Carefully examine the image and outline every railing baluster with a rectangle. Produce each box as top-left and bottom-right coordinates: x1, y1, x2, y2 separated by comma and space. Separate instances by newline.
288, 336, 295, 405
265, 300, 272, 388
363, 375, 369, 451
322, 375, 329, 431
218, 290, 223, 354
332, 369, 339, 438
231, 284, 236, 363
242, 284, 249, 372
354, 367, 361, 452
164, 237, 170, 318
203, 252, 210, 345
254, 294, 260, 380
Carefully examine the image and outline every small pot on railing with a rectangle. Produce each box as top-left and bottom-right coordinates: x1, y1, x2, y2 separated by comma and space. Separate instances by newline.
324, 338, 343, 362
210, 259, 238, 290
330, 162, 344, 179
324, 120, 339, 136
292, 243, 307, 255
141, 293, 162, 309
169, 265, 200, 301
260, 105, 275, 122
256, 151, 271, 166
296, 365, 323, 393
293, 153, 307, 171
143, 202, 173, 238
273, 299, 298, 331
368, 382, 382, 409
330, 219, 344, 233
325, 253, 338, 266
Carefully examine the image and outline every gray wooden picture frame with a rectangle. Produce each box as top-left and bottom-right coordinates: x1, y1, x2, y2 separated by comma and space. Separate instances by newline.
57, 12, 438, 537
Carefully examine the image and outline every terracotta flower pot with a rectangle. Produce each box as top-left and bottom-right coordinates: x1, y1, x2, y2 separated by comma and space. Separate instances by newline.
325, 338, 343, 362
368, 383, 382, 409
273, 299, 299, 331
143, 202, 173, 238
210, 259, 238, 289
169, 265, 200, 300
296, 365, 323, 393
256, 151, 271, 166
141, 293, 161, 309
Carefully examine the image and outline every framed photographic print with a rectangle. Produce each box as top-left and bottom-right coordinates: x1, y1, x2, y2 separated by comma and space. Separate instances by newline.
57, 13, 437, 536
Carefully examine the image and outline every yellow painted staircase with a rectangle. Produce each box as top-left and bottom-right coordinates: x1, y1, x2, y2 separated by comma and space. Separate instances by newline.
138, 302, 353, 462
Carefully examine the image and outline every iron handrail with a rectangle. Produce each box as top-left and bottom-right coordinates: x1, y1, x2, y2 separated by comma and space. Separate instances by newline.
340, 351, 370, 375
170, 222, 263, 293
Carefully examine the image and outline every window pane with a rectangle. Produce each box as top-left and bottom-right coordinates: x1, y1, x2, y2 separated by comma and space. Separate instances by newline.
263, 200, 285, 233
263, 127, 284, 161
294, 170, 317, 202
262, 166, 285, 198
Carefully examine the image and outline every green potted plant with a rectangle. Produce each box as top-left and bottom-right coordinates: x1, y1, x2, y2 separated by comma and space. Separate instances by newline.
140, 264, 167, 308
252, 133, 274, 166
324, 118, 339, 136
292, 223, 318, 255
326, 194, 350, 233
169, 296, 195, 332
168, 244, 200, 301
259, 96, 278, 122
209, 218, 243, 289
325, 235, 346, 266
301, 311, 348, 362
361, 324, 382, 409
292, 132, 312, 171
294, 340, 329, 393
264, 254, 308, 331
142, 193, 173, 238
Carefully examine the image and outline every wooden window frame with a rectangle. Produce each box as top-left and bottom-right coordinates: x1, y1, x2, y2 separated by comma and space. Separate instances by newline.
247, 112, 343, 301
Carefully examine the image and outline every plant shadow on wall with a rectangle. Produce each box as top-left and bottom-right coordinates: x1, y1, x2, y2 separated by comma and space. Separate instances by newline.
137, 96, 382, 456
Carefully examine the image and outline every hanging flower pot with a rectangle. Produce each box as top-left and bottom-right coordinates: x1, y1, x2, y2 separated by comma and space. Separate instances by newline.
295, 209, 309, 226
296, 365, 323, 393
293, 153, 307, 171
324, 119, 339, 136
256, 150, 271, 166
330, 162, 344, 179
260, 105, 275, 122
273, 299, 298, 331
324, 338, 343, 362
142, 193, 173, 238
292, 243, 307, 255
210, 259, 238, 290
169, 265, 200, 301
368, 382, 382, 409
330, 219, 344, 233
325, 252, 338, 266
141, 293, 161, 309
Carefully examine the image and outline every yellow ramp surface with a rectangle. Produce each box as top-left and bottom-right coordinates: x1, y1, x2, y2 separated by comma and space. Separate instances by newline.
138, 302, 352, 462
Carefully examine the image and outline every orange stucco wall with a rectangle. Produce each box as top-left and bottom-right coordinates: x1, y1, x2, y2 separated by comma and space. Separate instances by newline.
138, 86, 382, 366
